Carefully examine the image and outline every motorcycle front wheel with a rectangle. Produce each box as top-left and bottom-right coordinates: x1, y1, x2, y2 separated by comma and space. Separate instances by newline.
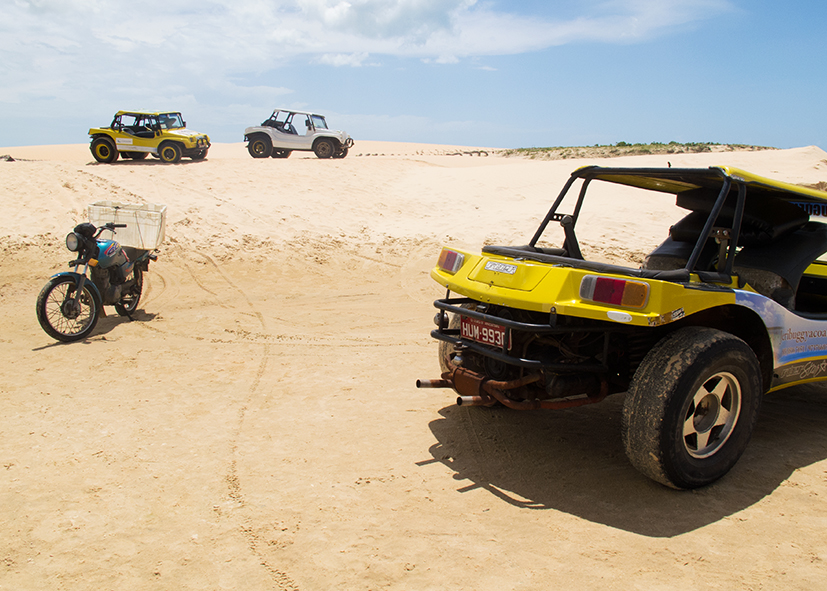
36, 276, 101, 342
115, 267, 143, 316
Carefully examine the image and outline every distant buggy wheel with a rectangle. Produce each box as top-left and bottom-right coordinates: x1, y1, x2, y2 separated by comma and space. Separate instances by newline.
333, 146, 349, 159
248, 136, 272, 158
622, 327, 762, 489
158, 142, 182, 163
91, 138, 118, 163
271, 149, 291, 159
313, 139, 335, 159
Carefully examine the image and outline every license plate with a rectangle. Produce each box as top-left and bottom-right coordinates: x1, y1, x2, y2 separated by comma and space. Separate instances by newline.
460, 316, 511, 350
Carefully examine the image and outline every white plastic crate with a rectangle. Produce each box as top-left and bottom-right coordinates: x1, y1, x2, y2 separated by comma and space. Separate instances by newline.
87, 201, 167, 250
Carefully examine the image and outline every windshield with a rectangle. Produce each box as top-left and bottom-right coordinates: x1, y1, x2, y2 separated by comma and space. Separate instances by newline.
311, 115, 328, 130
158, 113, 185, 129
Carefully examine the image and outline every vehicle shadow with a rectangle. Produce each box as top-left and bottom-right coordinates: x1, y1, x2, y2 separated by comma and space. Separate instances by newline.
424, 383, 827, 537
31, 310, 158, 350
86, 160, 206, 166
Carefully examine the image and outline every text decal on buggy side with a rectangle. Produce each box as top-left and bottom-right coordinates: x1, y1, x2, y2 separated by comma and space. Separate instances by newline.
735, 290, 827, 388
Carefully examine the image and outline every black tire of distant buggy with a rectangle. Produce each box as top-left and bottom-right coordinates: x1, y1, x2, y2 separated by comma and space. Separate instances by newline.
271, 149, 291, 159
333, 146, 349, 159
313, 139, 335, 159
248, 136, 272, 158
36, 276, 101, 342
622, 326, 762, 489
190, 149, 208, 161
114, 267, 143, 317
158, 142, 182, 163
91, 137, 118, 163
127, 151, 148, 160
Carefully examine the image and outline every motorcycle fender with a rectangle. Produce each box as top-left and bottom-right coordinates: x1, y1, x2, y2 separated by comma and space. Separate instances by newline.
49, 271, 103, 302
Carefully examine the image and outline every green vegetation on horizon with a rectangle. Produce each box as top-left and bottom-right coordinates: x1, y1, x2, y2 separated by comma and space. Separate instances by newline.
502, 141, 774, 160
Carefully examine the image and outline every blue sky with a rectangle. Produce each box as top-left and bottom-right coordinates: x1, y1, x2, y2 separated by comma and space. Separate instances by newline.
1, 0, 824, 149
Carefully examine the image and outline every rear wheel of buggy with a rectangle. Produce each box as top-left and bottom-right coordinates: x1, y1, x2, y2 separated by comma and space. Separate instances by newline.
248, 136, 272, 158
622, 327, 762, 489
91, 138, 118, 163
115, 267, 143, 316
36, 276, 102, 342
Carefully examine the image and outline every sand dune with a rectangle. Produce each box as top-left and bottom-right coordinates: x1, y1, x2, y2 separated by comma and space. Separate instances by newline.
2, 141, 827, 589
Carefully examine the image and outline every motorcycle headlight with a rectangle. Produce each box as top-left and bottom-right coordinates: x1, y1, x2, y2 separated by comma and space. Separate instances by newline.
66, 232, 81, 252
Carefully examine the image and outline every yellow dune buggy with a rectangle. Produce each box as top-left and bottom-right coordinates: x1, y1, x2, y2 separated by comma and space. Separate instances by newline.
88, 110, 210, 164
419, 165, 827, 489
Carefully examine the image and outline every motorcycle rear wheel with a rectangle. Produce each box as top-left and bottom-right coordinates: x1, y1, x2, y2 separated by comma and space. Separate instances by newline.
36, 276, 101, 342
115, 267, 143, 316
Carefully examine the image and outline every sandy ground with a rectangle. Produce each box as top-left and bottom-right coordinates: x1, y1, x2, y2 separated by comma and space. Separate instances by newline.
2, 141, 827, 590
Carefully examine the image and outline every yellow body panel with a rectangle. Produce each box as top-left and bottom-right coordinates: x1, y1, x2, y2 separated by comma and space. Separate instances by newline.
431, 249, 736, 327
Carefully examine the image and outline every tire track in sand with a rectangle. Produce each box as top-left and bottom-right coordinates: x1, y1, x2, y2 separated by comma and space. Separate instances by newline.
187, 249, 299, 591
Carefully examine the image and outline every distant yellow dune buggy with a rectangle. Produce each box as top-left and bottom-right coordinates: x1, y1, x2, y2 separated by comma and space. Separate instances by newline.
419, 165, 827, 489
88, 110, 210, 164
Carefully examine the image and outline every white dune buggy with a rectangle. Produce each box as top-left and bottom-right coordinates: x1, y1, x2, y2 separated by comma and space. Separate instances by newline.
243, 109, 354, 159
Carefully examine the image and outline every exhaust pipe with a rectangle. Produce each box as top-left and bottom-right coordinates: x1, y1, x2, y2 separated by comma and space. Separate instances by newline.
416, 379, 452, 388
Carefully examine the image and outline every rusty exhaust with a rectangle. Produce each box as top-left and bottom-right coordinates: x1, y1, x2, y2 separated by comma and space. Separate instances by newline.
417, 367, 609, 410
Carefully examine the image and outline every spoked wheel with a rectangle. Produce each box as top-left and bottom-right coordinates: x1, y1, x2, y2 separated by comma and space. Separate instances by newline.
622, 327, 762, 489
115, 267, 143, 317
36, 276, 101, 342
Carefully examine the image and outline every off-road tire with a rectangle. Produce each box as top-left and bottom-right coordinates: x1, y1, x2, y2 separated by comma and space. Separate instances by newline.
158, 142, 182, 163
313, 139, 335, 159
190, 150, 208, 161
91, 137, 118, 163
622, 326, 762, 489
333, 146, 349, 159
248, 136, 272, 158
271, 149, 291, 159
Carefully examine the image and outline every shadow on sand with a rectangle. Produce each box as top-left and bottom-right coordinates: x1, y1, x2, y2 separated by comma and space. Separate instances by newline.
424, 383, 827, 537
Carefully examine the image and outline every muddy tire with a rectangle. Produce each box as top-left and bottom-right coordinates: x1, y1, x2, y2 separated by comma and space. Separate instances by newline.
622, 327, 762, 489
91, 137, 118, 163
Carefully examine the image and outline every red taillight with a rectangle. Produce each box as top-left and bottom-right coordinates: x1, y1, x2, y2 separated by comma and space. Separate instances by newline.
580, 276, 649, 308
437, 248, 465, 274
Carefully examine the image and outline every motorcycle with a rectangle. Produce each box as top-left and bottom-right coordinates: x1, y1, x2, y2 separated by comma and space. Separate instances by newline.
36, 221, 157, 342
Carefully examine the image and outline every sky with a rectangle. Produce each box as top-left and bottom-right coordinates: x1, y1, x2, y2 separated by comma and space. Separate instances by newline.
1, 0, 825, 149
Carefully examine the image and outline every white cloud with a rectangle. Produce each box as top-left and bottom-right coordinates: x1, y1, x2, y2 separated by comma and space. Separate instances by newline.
0, 0, 733, 144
